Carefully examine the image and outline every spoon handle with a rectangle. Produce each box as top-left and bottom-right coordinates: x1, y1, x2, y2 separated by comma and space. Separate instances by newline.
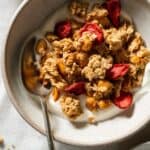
40, 96, 55, 150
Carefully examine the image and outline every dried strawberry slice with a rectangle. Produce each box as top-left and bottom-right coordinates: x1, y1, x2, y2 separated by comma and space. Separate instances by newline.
107, 64, 129, 80
113, 92, 133, 109
80, 23, 104, 44
105, 0, 121, 27
64, 82, 85, 95
55, 20, 72, 38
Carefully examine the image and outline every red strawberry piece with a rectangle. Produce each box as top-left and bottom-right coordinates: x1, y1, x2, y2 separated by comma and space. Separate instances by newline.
113, 92, 133, 109
106, 0, 121, 27
80, 23, 104, 44
64, 82, 86, 95
107, 64, 129, 80
55, 20, 72, 38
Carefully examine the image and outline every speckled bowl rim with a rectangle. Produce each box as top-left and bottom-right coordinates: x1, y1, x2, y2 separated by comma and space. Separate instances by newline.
1, 0, 150, 147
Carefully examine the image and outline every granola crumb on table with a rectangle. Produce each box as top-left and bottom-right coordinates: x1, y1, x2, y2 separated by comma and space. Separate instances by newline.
36, 0, 150, 120
88, 116, 96, 124
0, 136, 4, 145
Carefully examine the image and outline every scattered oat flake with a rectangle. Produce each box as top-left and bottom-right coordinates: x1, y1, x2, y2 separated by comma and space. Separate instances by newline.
88, 116, 96, 124
0, 136, 4, 145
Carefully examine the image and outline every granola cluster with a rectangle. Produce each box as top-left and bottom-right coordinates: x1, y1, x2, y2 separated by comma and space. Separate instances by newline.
35, 0, 150, 119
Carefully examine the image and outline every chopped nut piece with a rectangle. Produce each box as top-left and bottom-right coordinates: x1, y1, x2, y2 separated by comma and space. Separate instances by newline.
86, 97, 98, 111
98, 80, 113, 94
76, 52, 88, 67
52, 87, 60, 101
86, 7, 108, 21
52, 38, 74, 52
45, 32, 59, 42
57, 59, 66, 76
97, 100, 111, 109
130, 56, 140, 64
93, 80, 113, 100
36, 39, 47, 56
60, 95, 82, 118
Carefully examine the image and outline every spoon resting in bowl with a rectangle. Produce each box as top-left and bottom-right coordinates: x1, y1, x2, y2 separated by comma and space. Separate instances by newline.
22, 37, 55, 150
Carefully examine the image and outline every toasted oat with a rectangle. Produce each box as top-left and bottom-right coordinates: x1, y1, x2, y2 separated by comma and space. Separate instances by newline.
86, 6, 110, 27
73, 32, 96, 52
45, 32, 59, 43
70, 0, 89, 18
40, 57, 67, 89
128, 32, 144, 52
52, 38, 74, 52
60, 95, 82, 118
104, 23, 134, 51
86, 6, 108, 21
82, 55, 113, 81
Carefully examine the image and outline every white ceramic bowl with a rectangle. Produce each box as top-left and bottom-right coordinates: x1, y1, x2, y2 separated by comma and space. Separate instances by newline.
2, 0, 150, 146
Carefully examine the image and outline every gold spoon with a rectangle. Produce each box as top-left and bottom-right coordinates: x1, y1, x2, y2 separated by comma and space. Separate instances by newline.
22, 37, 55, 150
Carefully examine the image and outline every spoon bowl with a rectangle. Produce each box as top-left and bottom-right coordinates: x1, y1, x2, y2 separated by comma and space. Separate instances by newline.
22, 37, 49, 96
21, 37, 54, 150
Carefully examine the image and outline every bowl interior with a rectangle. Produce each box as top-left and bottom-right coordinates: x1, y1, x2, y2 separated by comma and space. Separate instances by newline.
4, 0, 67, 131
3, 0, 150, 146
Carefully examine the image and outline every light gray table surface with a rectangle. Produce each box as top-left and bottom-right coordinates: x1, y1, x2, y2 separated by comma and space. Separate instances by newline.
0, 0, 150, 150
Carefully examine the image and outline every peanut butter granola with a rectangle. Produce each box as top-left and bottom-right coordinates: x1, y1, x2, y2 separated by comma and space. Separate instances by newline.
33, 0, 150, 120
